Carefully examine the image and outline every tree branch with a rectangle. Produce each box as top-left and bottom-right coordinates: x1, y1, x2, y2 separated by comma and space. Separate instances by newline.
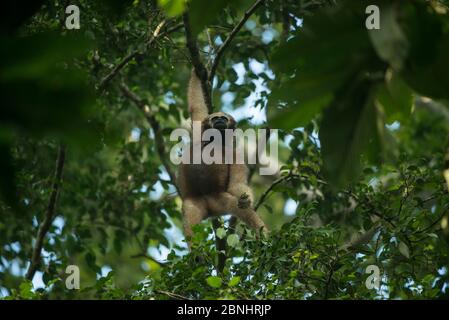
254, 172, 298, 211
154, 289, 190, 300
208, 0, 265, 83
182, 12, 213, 113
98, 21, 183, 91
183, 3, 264, 268
26, 144, 66, 281
281, 0, 291, 41
415, 96, 449, 122
130, 253, 167, 266
324, 260, 336, 300
120, 82, 180, 195
212, 218, 226, 273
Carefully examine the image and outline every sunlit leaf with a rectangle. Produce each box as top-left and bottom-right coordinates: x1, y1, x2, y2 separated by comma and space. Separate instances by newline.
206, 276, 222, 288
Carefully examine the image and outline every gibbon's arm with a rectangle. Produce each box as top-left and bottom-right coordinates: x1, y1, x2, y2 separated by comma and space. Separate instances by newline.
188, 69, 209, 122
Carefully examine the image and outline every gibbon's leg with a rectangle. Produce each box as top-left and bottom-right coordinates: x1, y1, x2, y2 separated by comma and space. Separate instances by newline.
182, 197, 208, 246
206, 192, 268, 235
227, 164, 255, 210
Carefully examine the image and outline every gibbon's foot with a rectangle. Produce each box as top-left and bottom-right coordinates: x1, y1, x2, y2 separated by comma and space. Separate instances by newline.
238, 193, 251, 209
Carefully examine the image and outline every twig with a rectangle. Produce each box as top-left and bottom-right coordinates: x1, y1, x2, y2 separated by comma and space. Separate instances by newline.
414, 210, 448, 235
208, 0, 265, 83
339, 223, 381, 251
182, 12, 213, 113
99, 20, 166, 90
155, 289, 190, 300
345, 190, 398, 229
324, 260, 336, 300
162, 23, 185, 37
212, 218, 226, 273
98, 21, 183, 91
206, 28, 215, 58
130, 253, 167, 266
415, 96, 449, 123
120, 82, 180, 195
420, 193, 442, 204
281, 0, 291, 41
26, 144, 66, 280
254, 173, 298, 211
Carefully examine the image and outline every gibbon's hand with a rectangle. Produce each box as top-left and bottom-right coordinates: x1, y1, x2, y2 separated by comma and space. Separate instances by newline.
238, 193, 251, 209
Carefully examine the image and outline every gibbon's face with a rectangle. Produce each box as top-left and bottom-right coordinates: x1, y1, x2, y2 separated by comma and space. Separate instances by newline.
203, 112, 236, 131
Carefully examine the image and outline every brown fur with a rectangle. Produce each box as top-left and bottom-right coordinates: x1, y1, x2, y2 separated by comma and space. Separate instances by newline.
178, 70, 268, 244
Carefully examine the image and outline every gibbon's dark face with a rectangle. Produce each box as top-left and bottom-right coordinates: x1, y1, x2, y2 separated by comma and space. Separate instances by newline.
203, 112, 236, 131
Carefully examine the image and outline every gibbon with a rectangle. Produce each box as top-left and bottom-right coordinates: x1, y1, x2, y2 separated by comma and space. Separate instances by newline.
177, 70, 268, 245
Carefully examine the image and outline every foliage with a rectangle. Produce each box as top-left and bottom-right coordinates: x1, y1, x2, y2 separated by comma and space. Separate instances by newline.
1, 0, 449, 300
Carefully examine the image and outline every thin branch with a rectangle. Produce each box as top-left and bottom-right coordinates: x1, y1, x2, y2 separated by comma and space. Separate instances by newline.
209, 25, 233, 31
415, 96, 449, 122
414, 210, 448, 235
120, 82, 180, 195
162, 23, 185, 37
182, 12, 213, 113
324, 260, 336, 300
154, 289, 190, 300
212, 218, 226, 273
130, 253, 167, 266
98, 21, 184, 91
91, 219, 167, 265
208, 0, 265, 83
205, 28, 216, 69
254, 173, 298, 211
420, 193, 442, 204
345, 190, 398, 229
26, 144, 66, 280
131, 231, 167, 266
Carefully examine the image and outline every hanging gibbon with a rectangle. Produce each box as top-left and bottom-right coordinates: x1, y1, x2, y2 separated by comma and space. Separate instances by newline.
177, 70, 268, 245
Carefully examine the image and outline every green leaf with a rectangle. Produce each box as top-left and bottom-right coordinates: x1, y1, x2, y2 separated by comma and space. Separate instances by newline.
216, 227, 226, 239
19, 281, 34, 299
269, 93, 331, 130
0, 32, 99, 149
398, 241, 410, 259
227, 68, 238, 84
376, 71, 413, 122
269, 1, 377, 130
228, 276, 240, 287
226, 234, 240, 247
402, 33, 449, 100
206, 276, 222, 288
157, 0, 185, 17
368, 3, 409, 70
85, 252, 101, 273
399, 3, 449, 100
310, 270, 325, 278
319, 80, 384, 187
189, 0, 247, 36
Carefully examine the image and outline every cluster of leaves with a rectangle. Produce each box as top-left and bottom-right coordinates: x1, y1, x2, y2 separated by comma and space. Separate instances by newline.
269, 0, 449, 187
1, 0, 449, 300
134, 106, 449, 300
